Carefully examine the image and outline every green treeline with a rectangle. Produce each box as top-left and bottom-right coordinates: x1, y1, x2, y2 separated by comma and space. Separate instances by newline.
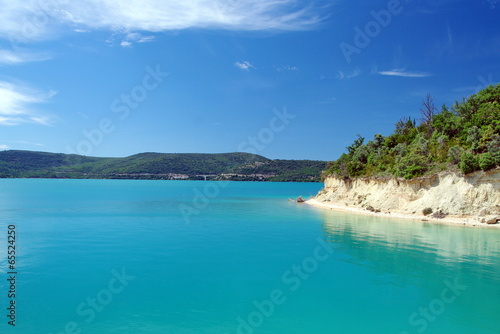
0, 151, 326, 182
326, 84, 500, 180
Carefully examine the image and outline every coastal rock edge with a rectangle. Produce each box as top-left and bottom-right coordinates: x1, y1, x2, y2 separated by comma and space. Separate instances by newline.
311, 168, 500, 223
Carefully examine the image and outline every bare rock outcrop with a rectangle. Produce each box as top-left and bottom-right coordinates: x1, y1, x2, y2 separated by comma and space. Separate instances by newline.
484, 216, 500, 225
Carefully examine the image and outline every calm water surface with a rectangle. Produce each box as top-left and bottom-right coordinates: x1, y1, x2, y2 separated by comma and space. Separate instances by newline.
0, 179, 498, 333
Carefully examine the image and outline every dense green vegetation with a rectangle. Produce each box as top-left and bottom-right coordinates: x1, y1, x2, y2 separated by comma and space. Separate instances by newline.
237, 159, 328, 182
0, 151, 326, 182
326, 84, 500, 179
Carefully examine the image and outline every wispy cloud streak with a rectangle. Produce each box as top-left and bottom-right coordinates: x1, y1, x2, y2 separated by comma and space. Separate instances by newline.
0, 49, 51, 65
0, 81, 55, 126
378, 69, 432, 78
235, 61, 256, 71
0, 0, 325, 44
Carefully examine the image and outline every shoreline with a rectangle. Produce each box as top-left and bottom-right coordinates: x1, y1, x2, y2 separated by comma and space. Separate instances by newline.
305, 199, 500, 228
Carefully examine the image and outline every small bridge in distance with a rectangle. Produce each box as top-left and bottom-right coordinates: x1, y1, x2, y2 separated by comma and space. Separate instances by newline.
196, 175, 218, 181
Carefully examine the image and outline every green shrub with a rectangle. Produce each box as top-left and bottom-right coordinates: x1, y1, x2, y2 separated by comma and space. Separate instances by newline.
423, 207, 433, 216
459, 151, 480, 174
415, 134, 430, 155
432, 109, 460, 138
353, 146, 369, 164
394, 153, 427, 179
347, 161, 365, 177
486, 135, 500, 164
393, 143, 407, 158
479, 153, 496, 171
447, 145, 464, 164
402, 165, 427, 180
466, 126, 480, 152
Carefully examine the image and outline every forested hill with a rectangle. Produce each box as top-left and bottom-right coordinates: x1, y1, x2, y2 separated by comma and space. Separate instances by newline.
0, 151, 326, 182
325, 84, 500, 180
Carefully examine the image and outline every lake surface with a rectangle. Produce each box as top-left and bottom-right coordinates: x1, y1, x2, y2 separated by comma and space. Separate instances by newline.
0, 179, 499, 333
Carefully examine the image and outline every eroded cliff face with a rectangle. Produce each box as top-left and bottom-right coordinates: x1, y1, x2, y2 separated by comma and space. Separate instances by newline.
314, 168, 500, 216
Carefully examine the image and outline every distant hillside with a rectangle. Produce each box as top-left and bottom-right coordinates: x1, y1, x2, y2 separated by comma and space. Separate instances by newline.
0, 151, 326, 182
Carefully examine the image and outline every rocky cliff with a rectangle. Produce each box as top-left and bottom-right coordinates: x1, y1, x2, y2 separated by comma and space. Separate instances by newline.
312, 168, 500, 219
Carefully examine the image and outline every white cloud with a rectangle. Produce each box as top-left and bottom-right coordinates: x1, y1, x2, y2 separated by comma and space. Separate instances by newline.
486, 0, 498, 9
0, 144, 8, 150
64, 0, 324, 31
138, 36, 155, 43
235, 61, 255, 71
276, 65, 298, 72
11, 140, 44, 147
0, 2, 49, 42
0, 0, 325, 44
378, 69, 432, 78
0, 49, 51, 65
126, 33, 155, 43
30, 115, 53, 126
337, 68, 362, 80
316, 97, 336, 104
117, 32, 155, 47
0, 81, 55, 126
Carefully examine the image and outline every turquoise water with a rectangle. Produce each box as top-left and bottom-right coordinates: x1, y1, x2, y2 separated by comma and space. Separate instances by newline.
0, 179, 499, 334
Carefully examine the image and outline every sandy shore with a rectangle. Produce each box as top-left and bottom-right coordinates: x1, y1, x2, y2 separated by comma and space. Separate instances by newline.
305, 199, 500, 228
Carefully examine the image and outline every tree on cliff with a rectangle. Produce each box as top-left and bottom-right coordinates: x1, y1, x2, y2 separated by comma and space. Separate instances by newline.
325, 84, 500, 180
420, 94, 438, 134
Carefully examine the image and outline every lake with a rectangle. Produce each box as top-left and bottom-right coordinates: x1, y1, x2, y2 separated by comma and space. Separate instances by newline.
0, 179, 498, 333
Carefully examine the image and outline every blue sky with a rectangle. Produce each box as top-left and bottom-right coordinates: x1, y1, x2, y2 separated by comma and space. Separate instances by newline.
0, 0, 498, 161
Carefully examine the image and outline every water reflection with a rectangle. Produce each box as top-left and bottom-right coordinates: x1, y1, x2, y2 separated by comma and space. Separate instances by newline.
318, 209, 500, 333
318, 208, 500, 292
321, 210, 500, 261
